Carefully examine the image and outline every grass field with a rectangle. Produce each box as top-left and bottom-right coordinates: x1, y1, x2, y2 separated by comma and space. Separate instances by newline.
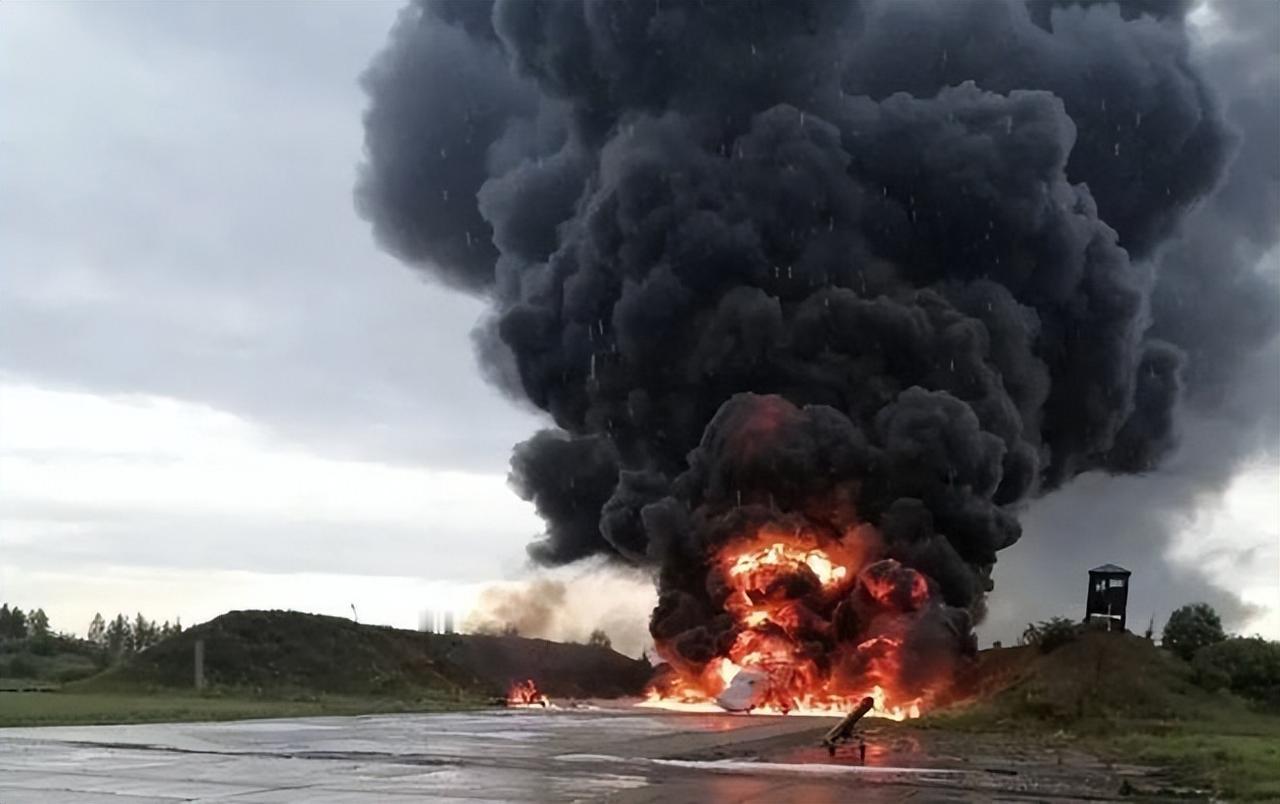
916, 710, 1280, 800
0, 678, 58, 692
0, 689, 485, 728
925, 696, 1280, 799
920, 632, 1280, 800
0, 638, 100, 685
1086, 717, 1280, 801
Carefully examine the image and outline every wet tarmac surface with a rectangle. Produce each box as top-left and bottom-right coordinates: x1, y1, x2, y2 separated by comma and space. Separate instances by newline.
0, 706, 1171, 802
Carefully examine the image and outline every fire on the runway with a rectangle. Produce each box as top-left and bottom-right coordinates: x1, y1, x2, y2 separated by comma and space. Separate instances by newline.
641, 519, 941, 719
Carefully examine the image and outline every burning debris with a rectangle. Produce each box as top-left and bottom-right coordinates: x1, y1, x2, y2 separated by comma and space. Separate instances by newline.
642, 506, 937, 717
358, 1, 1273, 717
506, 678, 550, 708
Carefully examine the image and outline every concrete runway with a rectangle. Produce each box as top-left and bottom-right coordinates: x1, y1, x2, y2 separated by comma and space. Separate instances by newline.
0, 707, 1151, 802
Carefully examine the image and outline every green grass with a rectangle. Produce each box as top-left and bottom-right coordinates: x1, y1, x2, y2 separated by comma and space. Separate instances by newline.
922, 698, 1280, 800
1089, 727, 1280, 801
920, 631, 1280, 801
0, 643, 100, 685
0, 679, 58, 692
0, 688, 486, 728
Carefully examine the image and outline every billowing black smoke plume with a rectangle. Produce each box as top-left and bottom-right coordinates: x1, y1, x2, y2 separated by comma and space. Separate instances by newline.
357, 0, 1278, 681
987, 0, 1280, 640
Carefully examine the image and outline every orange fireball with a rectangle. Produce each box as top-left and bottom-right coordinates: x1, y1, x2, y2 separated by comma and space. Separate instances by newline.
642, 521, 938, 719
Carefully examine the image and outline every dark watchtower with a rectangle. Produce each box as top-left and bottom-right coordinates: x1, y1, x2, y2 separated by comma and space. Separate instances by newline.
1085, 564, 1131, 632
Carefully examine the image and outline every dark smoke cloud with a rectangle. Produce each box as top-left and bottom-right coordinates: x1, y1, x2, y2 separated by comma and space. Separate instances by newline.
1151, 0, 1280, 409
986, 0, 1280, 640
356, 1, 540, 292
509, 431, 619, 565
358, 0, 1277, 660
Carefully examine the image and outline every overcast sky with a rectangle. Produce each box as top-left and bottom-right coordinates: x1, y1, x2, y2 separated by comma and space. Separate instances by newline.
1, 1, 1275, 645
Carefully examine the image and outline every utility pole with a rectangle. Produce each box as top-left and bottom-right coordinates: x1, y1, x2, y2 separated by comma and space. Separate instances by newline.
194, 639, 205, 692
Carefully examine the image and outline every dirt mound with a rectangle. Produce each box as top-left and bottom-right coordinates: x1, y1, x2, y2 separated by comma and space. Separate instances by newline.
949, 630, 1223, 723
82, 610, 651, 699
424, 631, 654, 698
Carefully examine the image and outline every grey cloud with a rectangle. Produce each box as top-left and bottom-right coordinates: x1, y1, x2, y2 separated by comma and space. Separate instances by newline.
2, 502, 525, 581
0, 1, 542, 473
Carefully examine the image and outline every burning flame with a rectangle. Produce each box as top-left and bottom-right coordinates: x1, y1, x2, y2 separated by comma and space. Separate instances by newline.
643, 525, 932, 719
727, 542, 848, 587
506, 678, 549, 707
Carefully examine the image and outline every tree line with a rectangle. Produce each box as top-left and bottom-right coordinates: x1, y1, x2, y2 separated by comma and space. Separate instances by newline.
86, 612, 183, 658
0, 604, 50, 641
1, 603, 182, 659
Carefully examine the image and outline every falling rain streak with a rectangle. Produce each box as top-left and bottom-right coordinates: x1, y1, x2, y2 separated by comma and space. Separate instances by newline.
357, 1, 1280, 708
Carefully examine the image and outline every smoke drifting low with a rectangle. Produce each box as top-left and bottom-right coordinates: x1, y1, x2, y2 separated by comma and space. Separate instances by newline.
463, 567, 656, 656
358, 0, 1278, 677
465, 578, 568, 638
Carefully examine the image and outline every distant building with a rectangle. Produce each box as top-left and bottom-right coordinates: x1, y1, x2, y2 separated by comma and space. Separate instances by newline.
1084, 564, 1131, 632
